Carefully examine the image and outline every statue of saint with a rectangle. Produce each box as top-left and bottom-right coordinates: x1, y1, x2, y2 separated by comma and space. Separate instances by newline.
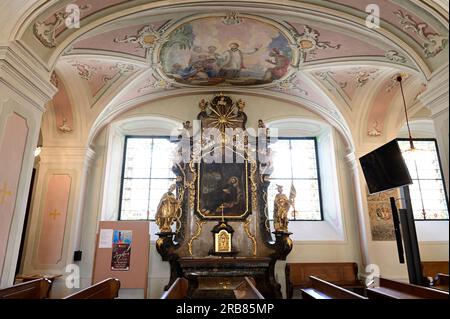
273, 184, 295, 232
155, 184, 180, 233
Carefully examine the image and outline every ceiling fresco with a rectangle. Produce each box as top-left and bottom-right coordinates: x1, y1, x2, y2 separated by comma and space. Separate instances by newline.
10, 0, 444, 147
157, 16, 294, 86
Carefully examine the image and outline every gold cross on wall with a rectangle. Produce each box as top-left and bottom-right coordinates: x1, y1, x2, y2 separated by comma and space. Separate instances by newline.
0, 181, 12, 205
49, 209, 61, 220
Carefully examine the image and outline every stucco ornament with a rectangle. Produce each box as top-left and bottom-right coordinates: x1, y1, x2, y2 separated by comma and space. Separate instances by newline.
394, 10, 448, 58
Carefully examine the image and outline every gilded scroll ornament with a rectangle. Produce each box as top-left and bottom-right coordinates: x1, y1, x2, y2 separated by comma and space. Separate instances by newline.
187, 218, 206, 256
250, 160, 258, 211
394, 10, 448, 58
188, 159, 197, 210
243, 218, 257, 256
262, 190, 271, 232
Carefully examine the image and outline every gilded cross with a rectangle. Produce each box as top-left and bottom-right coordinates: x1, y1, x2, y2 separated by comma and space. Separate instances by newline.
0, 181, 12, 205
49, 209, 61, 220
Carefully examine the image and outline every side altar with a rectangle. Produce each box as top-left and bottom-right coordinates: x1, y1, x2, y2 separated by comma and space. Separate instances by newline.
155, 94, 294, 298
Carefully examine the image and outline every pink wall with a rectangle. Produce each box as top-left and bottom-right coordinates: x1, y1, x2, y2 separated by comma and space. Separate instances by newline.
37, 175, 71, 265
0, 113, 28, 276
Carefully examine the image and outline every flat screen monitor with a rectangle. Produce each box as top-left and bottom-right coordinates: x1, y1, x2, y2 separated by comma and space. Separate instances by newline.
359, 139, 412, 194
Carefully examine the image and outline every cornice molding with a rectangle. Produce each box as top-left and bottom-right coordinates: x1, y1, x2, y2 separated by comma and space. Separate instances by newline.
38, 146, 96, 166
419, 64, 449, 116
0, 42, 56, 111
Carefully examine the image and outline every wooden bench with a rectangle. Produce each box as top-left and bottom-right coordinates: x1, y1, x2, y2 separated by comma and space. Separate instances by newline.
421, 261, 449, 278
300, 276, 367, 299
286, 262, 363, 298
0, 278, 52, 299
366, 277, 449, 299
421, 261, 449, 290
233, 277, 264, 299
160, 277, 188, 299
63, 278, 120, 299
431, 273, 449, 292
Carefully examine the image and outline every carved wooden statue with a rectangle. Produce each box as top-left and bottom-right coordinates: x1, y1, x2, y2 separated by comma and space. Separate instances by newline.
155, 184, 180, 233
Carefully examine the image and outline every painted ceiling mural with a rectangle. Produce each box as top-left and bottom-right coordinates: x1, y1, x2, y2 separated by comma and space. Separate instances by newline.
157, 16, 294, 86
29, 0, 448, 63
19, 1, 446, 147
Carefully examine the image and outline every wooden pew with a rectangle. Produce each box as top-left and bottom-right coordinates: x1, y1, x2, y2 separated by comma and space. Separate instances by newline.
421, 261, 449, 278
421, 261, 449, 291
286, 262, 363, 298
63, 278, 120, 299
0, 278, 52, 299
160, 277, 188, 299
366, 277, 449, 299
431, 273, 449, 292
233, 277, 264, 299
300, 276, 367, 299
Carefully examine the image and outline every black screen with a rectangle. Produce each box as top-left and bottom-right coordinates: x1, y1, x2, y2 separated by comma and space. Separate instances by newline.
359, 139, 412, 194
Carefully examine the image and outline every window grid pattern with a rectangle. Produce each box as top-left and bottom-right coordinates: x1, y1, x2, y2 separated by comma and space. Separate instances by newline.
268, 138, 323, 221
398, 139, 449, 220
119, 137, 323, 221
119, 137, 176, 220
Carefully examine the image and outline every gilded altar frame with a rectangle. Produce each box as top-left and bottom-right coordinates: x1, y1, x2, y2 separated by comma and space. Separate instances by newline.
195, 159, 250, 220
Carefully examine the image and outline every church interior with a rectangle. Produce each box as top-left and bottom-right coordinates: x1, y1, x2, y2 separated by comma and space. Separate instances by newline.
0, 0, 449, 301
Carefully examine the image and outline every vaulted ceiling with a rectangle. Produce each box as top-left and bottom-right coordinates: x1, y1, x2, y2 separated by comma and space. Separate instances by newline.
3, 0, 448, 149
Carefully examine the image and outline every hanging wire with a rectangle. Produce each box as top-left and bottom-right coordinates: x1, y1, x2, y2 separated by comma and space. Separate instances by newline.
397, 75, 415, 151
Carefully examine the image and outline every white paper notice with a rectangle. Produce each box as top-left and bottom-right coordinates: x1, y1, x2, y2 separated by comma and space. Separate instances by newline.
99, 229, 113, 248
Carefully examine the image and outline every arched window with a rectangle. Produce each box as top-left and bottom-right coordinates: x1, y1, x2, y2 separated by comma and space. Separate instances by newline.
119, 136, 177, 220
398, 138, 449, 220
268, 137, 323, 220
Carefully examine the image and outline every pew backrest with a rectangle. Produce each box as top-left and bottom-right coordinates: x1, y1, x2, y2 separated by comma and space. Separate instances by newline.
435, 273, 449, 286
367, 277, 449, 299
301, 276, 367, 299
0, 278, 52, 299
63, 278, 120, 299
421, 261, 449, 278
160, 277, 188, 299
286, 262, 362, 298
